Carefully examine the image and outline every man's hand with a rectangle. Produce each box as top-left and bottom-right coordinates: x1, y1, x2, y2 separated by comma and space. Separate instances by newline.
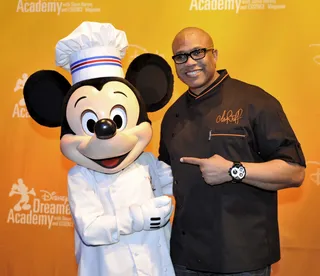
180, 154, 233, 185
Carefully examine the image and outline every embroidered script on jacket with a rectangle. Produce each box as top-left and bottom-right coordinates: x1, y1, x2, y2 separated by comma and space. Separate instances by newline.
216, 109, 243, 124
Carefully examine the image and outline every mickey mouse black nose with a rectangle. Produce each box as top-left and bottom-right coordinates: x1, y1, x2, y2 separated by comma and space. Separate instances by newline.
94, 119, 117, 139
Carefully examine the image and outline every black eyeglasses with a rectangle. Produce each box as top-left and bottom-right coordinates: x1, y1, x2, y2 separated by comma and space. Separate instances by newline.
172, 47, 214, 64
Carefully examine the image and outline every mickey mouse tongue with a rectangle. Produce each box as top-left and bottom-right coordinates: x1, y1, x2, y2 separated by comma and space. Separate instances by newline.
100, 157, 121, 168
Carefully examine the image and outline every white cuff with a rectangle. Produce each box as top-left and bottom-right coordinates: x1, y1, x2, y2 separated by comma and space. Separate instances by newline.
129, 204, 144, 232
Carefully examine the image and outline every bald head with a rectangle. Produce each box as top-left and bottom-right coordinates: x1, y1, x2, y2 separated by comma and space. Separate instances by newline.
170, 26, 219, 95
172, 27, 213, 53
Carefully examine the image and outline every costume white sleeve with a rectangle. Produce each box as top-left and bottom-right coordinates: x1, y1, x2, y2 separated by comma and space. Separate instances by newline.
156, 159, 173, 196
142, 152, 173, 196
68, 166, 143, 246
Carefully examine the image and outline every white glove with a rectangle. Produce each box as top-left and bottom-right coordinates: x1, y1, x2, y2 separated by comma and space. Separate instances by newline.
130, 196, 173, 231
116, 196, 173, 234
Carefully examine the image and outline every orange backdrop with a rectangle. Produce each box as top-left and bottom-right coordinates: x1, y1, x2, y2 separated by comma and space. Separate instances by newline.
1, 0, 320, 275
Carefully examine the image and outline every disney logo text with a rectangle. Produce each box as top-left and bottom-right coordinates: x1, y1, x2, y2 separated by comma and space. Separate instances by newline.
40, 190, 68, 204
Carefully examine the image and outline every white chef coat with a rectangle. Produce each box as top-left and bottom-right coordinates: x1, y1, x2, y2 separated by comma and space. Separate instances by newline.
67, 152, 175, 276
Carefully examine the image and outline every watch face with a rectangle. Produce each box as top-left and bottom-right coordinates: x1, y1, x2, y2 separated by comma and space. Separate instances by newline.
231, 165, 246, 180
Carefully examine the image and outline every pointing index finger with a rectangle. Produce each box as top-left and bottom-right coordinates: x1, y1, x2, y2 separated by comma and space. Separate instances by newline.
180, 157, 204, 166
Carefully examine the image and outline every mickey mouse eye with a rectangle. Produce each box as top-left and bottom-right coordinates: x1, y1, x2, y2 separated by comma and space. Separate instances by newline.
81, 111, 98, 136
110, 105, 127, 131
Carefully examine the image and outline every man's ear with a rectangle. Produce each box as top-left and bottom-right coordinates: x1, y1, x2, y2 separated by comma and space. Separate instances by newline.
125, 53, 174, 112
23, 70, 71, 127
213, 49, 218, 62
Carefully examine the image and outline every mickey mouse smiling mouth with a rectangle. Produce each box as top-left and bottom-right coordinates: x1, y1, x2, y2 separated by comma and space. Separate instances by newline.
90, 152, 130, 169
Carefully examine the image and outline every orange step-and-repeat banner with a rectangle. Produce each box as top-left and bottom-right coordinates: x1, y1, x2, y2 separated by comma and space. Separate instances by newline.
1, 0, 320, 275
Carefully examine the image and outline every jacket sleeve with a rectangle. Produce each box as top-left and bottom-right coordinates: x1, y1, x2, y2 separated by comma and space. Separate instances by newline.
253, 95, 306, 167
67, 166, 143, 246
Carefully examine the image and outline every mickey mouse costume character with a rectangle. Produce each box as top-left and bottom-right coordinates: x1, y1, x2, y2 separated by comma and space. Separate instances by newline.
23, 22, 175, 276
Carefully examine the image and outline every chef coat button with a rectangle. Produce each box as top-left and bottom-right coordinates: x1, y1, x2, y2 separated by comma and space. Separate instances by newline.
164, 268, 167, 272
174, 180, 178, 185
158, 243, 161, 247
175, 113, 179, 117
182, 231, 186, 235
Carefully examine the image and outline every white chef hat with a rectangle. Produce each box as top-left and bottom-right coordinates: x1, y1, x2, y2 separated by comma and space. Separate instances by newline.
55, 21, 128, 84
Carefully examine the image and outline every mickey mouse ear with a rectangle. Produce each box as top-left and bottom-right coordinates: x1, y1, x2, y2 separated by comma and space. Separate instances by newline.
23, 70, 71, 127
125, 53, 174, 112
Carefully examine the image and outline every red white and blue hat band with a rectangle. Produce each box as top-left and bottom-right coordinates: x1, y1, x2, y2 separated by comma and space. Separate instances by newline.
69, 46, 124, 84
70, 55, 122, 74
